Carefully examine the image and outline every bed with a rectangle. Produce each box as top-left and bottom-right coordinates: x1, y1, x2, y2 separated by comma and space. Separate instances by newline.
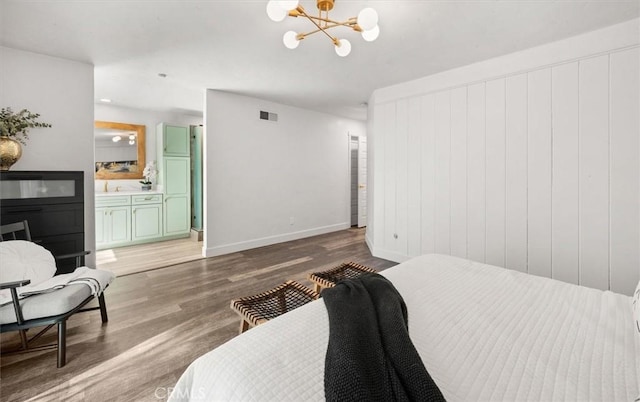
169, 254, 640, 401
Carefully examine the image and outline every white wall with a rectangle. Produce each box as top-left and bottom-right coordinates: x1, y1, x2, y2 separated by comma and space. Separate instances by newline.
204, 90, 365, 257
0, 46, 96, 265
94, 103, 202, 191
368, 19, 640, 295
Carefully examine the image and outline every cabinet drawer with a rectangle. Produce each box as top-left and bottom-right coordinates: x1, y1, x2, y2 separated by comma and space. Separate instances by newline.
132, 194, 163, 205
95, 196, 131, 207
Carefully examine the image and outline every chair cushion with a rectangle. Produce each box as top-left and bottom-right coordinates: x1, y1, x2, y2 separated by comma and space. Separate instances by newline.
0, 240, 57, 306
0, 240, 57, 284
0, 284, 92, 325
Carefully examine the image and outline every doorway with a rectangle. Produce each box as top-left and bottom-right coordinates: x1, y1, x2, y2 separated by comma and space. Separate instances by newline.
95, 123, 205, 276
349, 135, 367, 228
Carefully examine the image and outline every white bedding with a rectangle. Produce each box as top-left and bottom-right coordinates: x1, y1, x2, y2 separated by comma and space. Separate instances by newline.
169, 254, 640, 401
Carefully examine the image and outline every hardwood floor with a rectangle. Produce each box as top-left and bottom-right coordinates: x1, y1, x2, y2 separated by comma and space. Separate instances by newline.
0, 228, 396, 402
96, 238, 204, 277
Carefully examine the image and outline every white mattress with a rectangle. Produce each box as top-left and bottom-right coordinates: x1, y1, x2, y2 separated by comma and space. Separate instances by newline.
169, 254, 640, 401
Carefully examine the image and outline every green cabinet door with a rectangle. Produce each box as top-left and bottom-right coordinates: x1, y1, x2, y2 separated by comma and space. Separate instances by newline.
132, 204, 163, 240
163, 124, 190, 156
164, 157, 190, 195
164, 195, 190, 236
96, 205, 131, 249
95, 207, 108, 248
163, 157, 190, 236
109, 206, 131, 243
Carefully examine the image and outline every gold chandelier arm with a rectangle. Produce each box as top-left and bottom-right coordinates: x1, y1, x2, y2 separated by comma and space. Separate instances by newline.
298, 18, 362, 40
301, 14, 358, 29
298, 21, 357, 40
296, 5, 336, 42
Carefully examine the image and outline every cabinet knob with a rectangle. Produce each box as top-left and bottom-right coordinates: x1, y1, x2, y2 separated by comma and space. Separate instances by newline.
133, 209, 136, 214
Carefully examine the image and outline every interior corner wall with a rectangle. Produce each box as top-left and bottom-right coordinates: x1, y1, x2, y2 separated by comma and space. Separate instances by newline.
368, 18, 640, 295
0, 46, 96, 265
203, 90, 365, 257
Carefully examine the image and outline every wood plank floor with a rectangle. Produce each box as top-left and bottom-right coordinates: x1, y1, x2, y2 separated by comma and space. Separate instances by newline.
0, 228, 396, 402
96, 238, 204, 277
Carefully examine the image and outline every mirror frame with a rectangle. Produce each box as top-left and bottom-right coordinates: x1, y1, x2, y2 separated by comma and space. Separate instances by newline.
94, 120, 146, 180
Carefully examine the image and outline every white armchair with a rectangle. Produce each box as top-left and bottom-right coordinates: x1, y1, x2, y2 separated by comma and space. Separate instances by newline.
0, 220, 114, 367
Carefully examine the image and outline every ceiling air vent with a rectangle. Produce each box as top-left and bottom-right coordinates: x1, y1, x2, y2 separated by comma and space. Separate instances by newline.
259, 110, 278, 122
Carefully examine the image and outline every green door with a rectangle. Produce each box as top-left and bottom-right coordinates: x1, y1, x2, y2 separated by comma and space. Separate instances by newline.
164, 195, 190, 235
163, 157, 190, 236
190, 125, 203, 231
109, 206, 131, 243
95, 207, 108, 248
163, 125, 190, 156
132, 204, 163, 240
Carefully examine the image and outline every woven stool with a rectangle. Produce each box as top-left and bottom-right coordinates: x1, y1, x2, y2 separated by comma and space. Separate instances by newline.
307, 262, 377, 293
230, 280, 319, 334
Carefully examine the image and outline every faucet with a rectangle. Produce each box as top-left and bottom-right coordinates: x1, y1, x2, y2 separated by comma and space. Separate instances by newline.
103, 181, 109, 193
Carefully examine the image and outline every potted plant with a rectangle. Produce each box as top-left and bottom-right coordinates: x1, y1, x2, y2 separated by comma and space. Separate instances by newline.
0, 107, 52, 170
140, 161, 157, 191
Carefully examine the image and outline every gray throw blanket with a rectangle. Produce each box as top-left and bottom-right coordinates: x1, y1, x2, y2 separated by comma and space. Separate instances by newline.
323, 273, 446, 402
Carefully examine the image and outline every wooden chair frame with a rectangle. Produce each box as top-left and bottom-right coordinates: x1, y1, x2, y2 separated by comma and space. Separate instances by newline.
307, 261, 377, 293
230, 280, 319, 334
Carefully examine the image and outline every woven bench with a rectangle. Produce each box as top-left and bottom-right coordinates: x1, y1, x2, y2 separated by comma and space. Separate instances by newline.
307, 261, 377, 293
230, 280, 319, 334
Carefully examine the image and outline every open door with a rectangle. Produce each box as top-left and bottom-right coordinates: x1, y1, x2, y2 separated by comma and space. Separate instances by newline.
357, 136, 367, 227
190, 125, 203, 233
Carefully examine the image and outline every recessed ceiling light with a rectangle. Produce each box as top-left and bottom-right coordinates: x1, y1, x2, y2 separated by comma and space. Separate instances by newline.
100, 98, 112, 103
158, 73, 167, 78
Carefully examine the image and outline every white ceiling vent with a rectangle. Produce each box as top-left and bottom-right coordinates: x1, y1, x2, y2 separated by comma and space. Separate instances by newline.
259, 110, 278, 122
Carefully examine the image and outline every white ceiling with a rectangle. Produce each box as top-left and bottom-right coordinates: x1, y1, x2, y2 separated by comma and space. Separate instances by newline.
1, 1, 638, 121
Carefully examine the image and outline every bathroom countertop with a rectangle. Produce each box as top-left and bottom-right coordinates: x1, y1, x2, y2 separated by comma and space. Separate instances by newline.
96, 191, 162, 196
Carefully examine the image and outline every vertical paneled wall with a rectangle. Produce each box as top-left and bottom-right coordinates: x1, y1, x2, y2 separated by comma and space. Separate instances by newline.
371, 46, 639, 295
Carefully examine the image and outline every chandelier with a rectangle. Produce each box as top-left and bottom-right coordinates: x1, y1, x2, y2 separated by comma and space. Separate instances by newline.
266, 0, 380, 57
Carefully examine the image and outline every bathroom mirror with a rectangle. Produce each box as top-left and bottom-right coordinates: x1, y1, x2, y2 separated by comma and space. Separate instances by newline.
94, 121, 146, 180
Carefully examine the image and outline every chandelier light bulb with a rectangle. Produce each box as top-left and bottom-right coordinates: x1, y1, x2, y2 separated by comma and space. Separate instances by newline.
283, 31, 300, 49
112, 135, 121, 143
277, 0, 299, 11
357, 8, 378, 31
266, 0, 287, 22
362, 25, 380, 42
129, 140, 135, 145
335, 39, 351, 57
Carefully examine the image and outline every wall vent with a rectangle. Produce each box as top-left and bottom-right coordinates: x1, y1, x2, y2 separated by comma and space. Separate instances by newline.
259, 110, 278, 122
